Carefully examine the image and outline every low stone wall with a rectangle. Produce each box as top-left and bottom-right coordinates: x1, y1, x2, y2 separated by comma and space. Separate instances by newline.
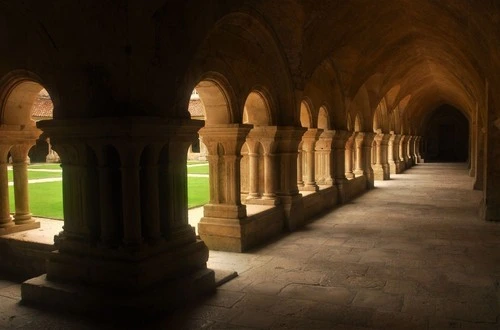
302, 186, 338, 220
344, 176, 367, 201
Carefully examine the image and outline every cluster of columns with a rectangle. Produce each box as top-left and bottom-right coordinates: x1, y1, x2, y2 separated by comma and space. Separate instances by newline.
22, 117, 215, 312
0, 128, 41, 235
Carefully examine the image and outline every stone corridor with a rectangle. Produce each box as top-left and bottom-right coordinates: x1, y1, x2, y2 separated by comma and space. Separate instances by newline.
0, 163, 499, 329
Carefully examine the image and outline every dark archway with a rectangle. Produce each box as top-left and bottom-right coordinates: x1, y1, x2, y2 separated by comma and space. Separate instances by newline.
423, 105, 469, 162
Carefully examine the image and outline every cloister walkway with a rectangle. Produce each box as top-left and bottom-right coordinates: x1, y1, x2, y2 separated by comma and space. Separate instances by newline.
0, 163, 499, 329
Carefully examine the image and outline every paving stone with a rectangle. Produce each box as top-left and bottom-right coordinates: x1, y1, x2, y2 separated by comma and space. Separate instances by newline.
351, 289, 403, 312
370, 311, 428, 329
279, 284, 354, 304
204, 290, 245, 308
384, 279, 418, 295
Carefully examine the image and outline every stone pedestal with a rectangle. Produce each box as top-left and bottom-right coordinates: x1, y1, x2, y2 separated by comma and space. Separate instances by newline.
22, 117, 214, 313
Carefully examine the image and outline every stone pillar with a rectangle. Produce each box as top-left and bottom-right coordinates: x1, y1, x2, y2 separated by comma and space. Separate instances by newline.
275, 126, 306, 231
473, 126, 485, 190
243, 126, 280, 205
362, 133, 376, 188
198, 124, 251, 251
296, 143, 304, 187
314, 130, 334, 185
388, 132, 401, 174
300, 129, 321, 191
353, 133, 365, 177
23, 117, 214, 313
353, 132, 375, 188
415, 136, 423, 163
245, 140, 260, 200
0, 145, 13, 230
401, 135, 410, 169
332, 130, 349, 203
344, 132, 356, 179
372, 132, 390, 180
407, 136, 416, 167
10, 144, 36, 225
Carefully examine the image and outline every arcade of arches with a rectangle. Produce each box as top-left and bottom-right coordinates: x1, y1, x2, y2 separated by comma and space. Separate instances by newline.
0, 0, 499, 316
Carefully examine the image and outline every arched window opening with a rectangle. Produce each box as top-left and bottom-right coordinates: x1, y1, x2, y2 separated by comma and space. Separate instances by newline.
0, 79, 61, 234
186, 85, 211, 234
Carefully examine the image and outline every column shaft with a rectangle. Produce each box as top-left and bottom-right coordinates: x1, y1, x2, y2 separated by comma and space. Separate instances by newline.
10, 144, 34, 224
0, 145, 12, 227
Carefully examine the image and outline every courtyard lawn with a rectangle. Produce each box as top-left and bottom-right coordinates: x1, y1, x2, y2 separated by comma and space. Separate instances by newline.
9, 181, 64, 219
187, 163, 209, 175
7, 166, 210, 219
28, 163, 62, 170
188, 176, 210, 208
8, 170, 62, 181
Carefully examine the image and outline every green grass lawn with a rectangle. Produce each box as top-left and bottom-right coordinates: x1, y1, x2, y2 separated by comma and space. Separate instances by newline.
9, 181, 64, 219
28, 163, 62, 170
187, 164, 209, 175
7, 166, 209, 219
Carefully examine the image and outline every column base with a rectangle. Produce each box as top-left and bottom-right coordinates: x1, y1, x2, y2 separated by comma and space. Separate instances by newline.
300, 184, 319, 192
345, 173, 355, 179
0, 221, 40, 235
22, 268, 215, 315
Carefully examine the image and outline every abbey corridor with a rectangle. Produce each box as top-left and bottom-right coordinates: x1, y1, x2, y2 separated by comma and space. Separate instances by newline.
0, 0, 499, 328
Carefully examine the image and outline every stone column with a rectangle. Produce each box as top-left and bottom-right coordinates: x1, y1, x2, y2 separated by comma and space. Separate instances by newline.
332, 130, 349, 203
314, 130, 334, 185
198, 124, 251, 251
0, 145, 13, 230
407, 136, 415, 167
244, 139, 260, 200
300, 129, 321, 191
372, 132, 390, 180
296, 143, 304, 187
116, 144, 143, 246
243, 126, 280, 205
354, 133, 365, 177
415, 136, 423, 163
23, 117, 214, 313
362, 133, 376, 188
10, 144, 36, 225
401, 135, 410, 169
388, 132, 401, 174
275, 126, 306, 231
345, 132, 356, 179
